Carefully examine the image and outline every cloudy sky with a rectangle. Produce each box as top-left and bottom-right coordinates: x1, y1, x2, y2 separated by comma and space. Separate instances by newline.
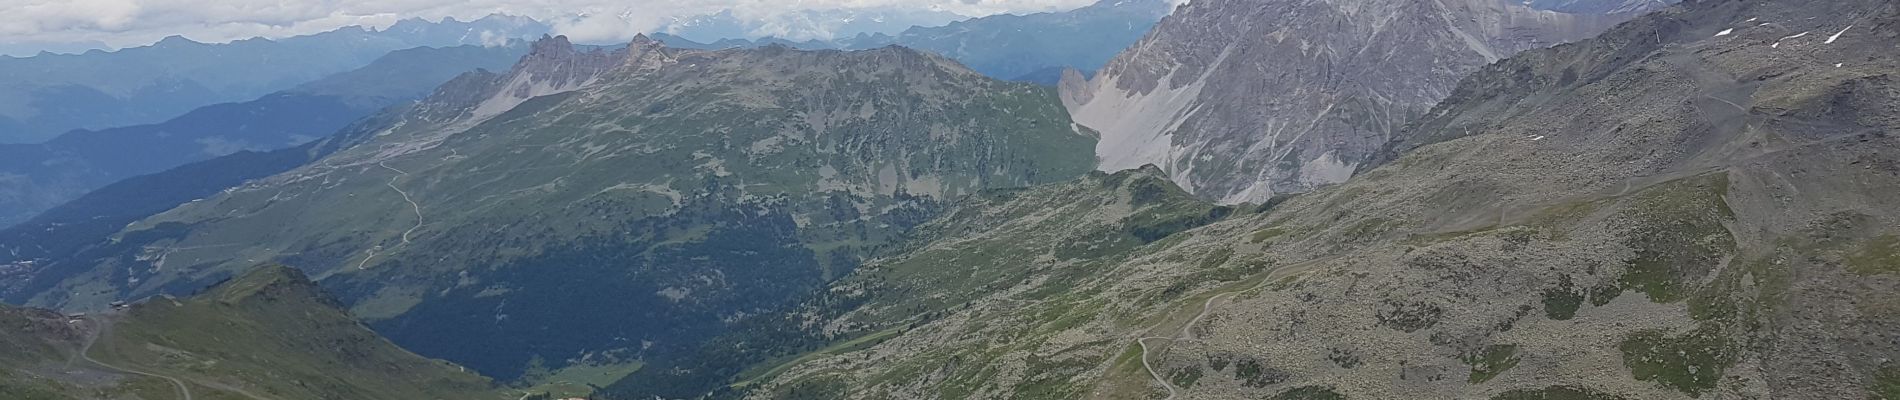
0, 0, 1098, 53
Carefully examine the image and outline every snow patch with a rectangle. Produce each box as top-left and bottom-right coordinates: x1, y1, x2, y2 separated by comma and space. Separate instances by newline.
1715, 28, 1734, 37
1772, 32, 1809, 49
1826, 25, 1852, 44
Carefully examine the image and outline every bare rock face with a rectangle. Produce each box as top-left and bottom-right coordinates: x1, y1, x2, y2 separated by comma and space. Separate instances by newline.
467, 35, 639, 124
1062, 0, 1637, 203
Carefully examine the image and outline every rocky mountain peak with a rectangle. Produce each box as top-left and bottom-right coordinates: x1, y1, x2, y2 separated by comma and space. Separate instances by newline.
205, 264, 335, 307
149, 35, 206, 49
628, 33, 660, 47
448, 35, 624, 124
526, 34, 576, 57
1058, 67, 1095, 109
624, 33, 677, 71
512, 34, 625, 81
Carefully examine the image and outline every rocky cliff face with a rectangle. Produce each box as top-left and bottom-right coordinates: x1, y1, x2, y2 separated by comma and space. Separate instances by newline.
1062, 0, 1635, 203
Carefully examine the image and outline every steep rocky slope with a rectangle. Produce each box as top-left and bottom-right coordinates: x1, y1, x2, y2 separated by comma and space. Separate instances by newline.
1061, 0, 1634, 203
730, 0, 1900, 398
0, 265, 505, 400
4, 35, 1098, 384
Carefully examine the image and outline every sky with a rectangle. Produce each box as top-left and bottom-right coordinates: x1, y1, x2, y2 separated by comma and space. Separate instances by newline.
0, 0, 1099, 54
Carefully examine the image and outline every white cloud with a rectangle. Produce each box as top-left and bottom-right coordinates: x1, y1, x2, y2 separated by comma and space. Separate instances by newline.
0, 0, 1099, 52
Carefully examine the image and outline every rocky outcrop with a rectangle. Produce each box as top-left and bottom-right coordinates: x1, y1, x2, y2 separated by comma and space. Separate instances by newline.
465, 35, 641, 124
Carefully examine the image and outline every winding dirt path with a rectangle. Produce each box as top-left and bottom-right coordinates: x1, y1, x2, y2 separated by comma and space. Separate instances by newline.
1130, 255, 1337, 399
77, 318, 192, 400
358, 162, 424, 270
78, 316, 282, 400
1136, 293, 1232, 400
1135, 337, 1174, 399
379, 162, 424, 245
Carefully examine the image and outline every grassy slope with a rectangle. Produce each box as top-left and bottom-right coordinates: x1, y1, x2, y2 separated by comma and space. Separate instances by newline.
2, 265, 508, 400
604, 167, 1237, 398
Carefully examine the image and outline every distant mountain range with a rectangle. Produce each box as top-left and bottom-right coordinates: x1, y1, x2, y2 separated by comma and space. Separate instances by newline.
0, 40, 112, 58
0, 44, 529, 228
0, 0, 1170, 230
0, 3, 1172, 144
658, 8, 967, 42
650, 0, 1175, 83
0, 15, 550, 144
886, 0, 1177, 82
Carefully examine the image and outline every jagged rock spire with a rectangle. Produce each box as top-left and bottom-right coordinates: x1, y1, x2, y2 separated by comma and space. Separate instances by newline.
625, 33, 676, 70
